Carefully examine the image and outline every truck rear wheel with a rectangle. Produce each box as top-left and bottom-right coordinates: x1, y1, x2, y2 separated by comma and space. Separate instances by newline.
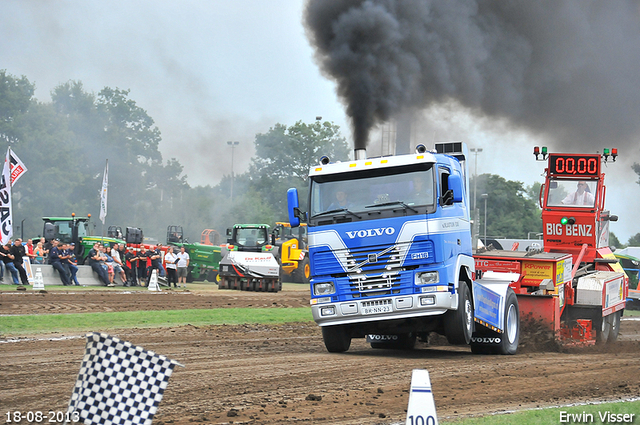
608, 311, 621, 343
471, 289, 519, 355
322, 325, 351, 353
444, 283, 473, 345
596, 313, 613, 344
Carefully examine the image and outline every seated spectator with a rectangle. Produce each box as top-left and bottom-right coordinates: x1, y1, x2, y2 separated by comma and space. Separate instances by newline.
87, 242, 110, 286
63, 243, 81, 286
11, 238, 30, 285
0, 241, 20, 285
34, 241, 47, 265
48, 239, 71, 286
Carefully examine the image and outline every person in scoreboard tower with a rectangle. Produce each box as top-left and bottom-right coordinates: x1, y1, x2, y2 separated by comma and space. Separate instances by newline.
561, 181, 595, 206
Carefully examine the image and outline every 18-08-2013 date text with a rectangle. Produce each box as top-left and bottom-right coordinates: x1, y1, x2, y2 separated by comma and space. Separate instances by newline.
5, 411, 80, 423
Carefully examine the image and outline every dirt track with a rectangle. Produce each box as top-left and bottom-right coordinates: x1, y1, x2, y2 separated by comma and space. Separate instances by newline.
2, 288, 639, 424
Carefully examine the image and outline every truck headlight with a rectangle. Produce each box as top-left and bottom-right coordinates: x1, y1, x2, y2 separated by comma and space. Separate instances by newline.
416, 271, 439, 285
314, 282, 335, 296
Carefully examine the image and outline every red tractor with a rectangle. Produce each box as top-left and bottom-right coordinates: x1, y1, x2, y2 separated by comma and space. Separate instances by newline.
474, 148, 627, 345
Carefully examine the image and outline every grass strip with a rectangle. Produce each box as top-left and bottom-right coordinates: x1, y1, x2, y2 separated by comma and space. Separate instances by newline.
0, 307, 313, 335
442, 399, 640, 424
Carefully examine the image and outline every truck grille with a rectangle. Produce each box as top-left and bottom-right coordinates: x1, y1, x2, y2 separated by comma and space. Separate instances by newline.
312, 240, 434, 299
349, 272, 400, 293
344, 244, 404, 297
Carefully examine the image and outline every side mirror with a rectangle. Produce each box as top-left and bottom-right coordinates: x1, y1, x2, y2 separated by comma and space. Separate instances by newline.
287, 188, 301, 227
226, 228, 232, 236
448, 174, 464, 203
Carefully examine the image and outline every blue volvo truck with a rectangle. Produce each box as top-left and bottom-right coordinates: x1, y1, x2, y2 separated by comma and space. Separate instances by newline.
287, 142, 520, 354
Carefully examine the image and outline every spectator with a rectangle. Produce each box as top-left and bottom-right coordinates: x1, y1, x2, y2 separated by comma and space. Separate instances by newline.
49, 239, 71, 286
164, 245, 178, 288
25, 238, 36, 262
109, 243, 128, 285
144, 245, 163, 286
156, 243, 166, 277
1, 241, 20, 284
34, 241, 47, 265
176, 246, 190, 288
87, 242, 110, 286
63, 243, 81, 286
137, 245, 147, 285
100, 245, 117, 286
124, 246, 139, 286
11, 238, 30, 285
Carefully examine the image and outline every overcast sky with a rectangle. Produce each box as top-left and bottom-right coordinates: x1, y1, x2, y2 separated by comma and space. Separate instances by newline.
2, 1, 639, 242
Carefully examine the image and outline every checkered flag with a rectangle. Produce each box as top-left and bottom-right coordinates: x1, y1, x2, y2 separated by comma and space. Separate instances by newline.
66, 332, 182, 425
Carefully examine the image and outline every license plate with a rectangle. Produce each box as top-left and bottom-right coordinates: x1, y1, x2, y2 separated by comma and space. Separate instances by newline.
362, 304, 393, 315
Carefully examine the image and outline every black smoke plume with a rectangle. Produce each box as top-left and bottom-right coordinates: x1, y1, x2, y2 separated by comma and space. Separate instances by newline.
304, 0, 640, 151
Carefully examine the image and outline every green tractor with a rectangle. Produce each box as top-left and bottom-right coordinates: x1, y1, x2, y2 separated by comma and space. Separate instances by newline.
38, 215, 126, 264
166, 225, 222, 282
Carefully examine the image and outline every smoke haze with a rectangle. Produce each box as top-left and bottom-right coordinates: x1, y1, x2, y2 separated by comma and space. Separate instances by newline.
304, 0, 640, 151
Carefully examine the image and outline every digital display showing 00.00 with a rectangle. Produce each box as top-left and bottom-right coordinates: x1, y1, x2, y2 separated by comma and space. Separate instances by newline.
549, 154, 600, 177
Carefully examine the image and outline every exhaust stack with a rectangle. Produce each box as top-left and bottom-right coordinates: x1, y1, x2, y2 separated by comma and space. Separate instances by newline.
354, 148, 366, 160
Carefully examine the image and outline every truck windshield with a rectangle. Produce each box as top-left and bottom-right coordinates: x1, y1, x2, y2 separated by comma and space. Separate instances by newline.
235, 228, 268, 247
309, 164, 435, 224
546, 179, 597, 208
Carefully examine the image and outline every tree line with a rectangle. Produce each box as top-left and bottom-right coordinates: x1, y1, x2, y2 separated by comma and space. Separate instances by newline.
2, 69, 637, 246
0, 70, 349, 242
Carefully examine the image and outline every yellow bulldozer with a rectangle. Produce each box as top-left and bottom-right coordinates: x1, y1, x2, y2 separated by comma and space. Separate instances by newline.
272, 222, 309, 283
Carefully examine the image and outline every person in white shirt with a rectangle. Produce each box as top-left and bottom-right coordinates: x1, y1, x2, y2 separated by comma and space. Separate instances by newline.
562, 181, 595, 206
164, 245, 179, 288
176, 246, 190, 288
110, 243, 128, 285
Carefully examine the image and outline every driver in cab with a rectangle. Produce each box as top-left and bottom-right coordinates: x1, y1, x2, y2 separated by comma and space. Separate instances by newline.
328, 190, 354, 210
562, 181, 595, 206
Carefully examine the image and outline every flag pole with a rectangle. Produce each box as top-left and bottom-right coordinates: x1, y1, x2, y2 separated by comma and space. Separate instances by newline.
100, 159, 109, 244
0, 148, 13, 245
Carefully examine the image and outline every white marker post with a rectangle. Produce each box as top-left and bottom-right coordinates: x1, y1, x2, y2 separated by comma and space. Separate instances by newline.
32, 267, 45, 291
148, 269, 160, 292
405, 369, 438, 425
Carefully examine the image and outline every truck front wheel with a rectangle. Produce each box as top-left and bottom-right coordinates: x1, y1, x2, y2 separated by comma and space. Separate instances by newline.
322, 325, 351, 353
444, 283, 473, 345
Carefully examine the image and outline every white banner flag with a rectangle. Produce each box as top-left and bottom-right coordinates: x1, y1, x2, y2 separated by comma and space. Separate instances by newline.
9, 148, 27, 186
0, 149, 13, 245
99, 160, 108, 225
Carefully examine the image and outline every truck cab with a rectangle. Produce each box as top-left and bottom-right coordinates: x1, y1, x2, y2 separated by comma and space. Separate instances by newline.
288, 143, 492, 352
